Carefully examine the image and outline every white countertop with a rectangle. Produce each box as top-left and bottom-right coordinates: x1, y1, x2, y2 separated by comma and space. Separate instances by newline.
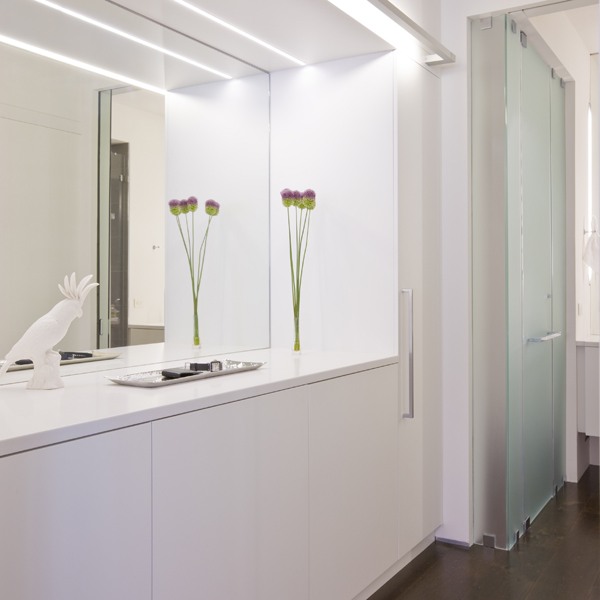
0, 347, 397, 458
0, 342, 261, 386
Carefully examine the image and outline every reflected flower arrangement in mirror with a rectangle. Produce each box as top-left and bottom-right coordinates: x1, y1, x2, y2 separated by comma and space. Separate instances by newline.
169, 197, 221, 346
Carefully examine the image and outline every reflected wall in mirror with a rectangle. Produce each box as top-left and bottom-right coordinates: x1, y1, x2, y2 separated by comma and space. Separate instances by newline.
165, 74, 270, 352
0, 42, 121, 358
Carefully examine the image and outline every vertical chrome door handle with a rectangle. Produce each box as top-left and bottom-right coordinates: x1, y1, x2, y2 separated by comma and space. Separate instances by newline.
402, 289, 414, 419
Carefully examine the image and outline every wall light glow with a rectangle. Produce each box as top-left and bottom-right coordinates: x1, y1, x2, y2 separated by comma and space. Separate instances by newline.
0, 33, 168, 95
171, 0, 306, 66
33, 0, 231, 79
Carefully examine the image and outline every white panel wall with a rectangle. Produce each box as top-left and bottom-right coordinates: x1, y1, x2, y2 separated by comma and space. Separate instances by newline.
112, 94, 165, 327
439, 0, 515, 546
165, 74, 270, 350
390, 0, 441, 38
270, 52, 396, 354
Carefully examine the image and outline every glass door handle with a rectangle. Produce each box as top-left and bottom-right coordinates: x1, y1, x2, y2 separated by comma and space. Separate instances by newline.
401, 289, 414, 419
527, 332, 561, 343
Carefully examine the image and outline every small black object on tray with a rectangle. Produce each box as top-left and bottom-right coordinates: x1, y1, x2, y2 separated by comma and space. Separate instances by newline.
107, 359, 265, 388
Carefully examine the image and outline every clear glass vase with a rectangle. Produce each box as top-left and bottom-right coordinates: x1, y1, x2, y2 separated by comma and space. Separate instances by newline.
293, 316, 300, 353
193, 311, 200, 347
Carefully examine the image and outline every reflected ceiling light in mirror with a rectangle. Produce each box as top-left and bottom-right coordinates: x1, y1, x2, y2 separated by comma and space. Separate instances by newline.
33, 0, 231, 79
326, 0, 455, 65
0, 33, 168, 95
170, 0, 306, 66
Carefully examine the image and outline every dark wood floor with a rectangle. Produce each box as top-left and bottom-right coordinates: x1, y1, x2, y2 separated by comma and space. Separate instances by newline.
371, 466, 600, 600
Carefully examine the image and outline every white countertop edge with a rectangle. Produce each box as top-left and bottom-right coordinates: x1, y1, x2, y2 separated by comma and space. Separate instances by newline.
0, 349, 398, 457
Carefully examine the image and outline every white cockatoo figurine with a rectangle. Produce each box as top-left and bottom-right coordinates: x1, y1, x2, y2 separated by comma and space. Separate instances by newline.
0, 273, 98, 390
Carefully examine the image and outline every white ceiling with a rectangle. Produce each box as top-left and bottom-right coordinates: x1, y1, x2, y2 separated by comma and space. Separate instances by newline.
109, 0, 393, 72
565, 3, 599, 54
0, 0, 392, 91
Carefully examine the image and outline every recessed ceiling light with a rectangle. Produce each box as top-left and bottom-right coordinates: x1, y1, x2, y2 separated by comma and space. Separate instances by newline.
170, 0, 306, 66
0, 33, 168, 95
33, 0, 231, 79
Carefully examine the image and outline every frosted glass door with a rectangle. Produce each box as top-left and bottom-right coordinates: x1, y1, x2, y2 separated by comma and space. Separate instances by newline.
522, 44, 554, 524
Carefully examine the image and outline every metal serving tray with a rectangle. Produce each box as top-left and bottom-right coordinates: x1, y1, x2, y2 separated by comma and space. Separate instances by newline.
106, 359, 266, 388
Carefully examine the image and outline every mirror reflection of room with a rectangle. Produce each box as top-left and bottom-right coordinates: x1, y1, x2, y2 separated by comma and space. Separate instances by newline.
107, 89, 165, 348
0, 0, 270, 368
0, 42, 121, 358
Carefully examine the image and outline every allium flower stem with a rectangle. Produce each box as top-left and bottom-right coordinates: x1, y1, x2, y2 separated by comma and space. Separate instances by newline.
287, 205, 312, 352
196, 216, 212, 298
287, 208, 297, 302
184, 213, 193, 274
299, 212, 311, 290
175, 216, 191, 266
191, 212, 195, 275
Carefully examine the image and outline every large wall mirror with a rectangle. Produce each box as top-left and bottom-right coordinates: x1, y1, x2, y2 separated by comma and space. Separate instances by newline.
0, 0, 270, 379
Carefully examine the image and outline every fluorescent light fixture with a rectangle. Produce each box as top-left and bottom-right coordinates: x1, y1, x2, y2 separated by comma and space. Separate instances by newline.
425, 54, 444, 65
0, 33, 168, 95
171, 0, 306, 66
326, 0, 455, 66
327, 0, 416, 53
33, 0, 231, 79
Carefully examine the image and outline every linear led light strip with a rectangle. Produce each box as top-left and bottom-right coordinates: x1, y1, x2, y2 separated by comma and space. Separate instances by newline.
34, 0, 231, 79
171, 0, 305, 66
0, 33, 168, 95
326, 0, 455, 66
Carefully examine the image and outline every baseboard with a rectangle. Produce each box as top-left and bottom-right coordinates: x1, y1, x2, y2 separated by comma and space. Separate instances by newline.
351, 533, 436, 600
434, 536, 471, 547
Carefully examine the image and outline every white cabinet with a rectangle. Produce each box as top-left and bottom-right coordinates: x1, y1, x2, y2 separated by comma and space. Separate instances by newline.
152, 386, 310, 600
396, 55, 443, 556
0, 424, 152, 600
308, 366, 399, 600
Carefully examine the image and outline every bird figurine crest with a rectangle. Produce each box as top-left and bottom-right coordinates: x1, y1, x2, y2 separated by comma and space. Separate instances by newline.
0, 273, 98, 390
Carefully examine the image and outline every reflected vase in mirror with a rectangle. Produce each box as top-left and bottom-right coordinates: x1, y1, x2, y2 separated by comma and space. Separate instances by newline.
169, 197, 221, 346
280, 189, 317, 353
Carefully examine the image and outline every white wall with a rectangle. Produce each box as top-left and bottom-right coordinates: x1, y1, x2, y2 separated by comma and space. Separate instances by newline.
0, 43, 120, 357
388, 0, 441, 37
111, 92, 166, 327
164, 73, 270, 351
269, 52, 396, 354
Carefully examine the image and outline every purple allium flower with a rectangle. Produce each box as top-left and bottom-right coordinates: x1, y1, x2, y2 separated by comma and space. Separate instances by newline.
168, 199, 181, 216
292, 190, 302, 208
205, 199, 220, 216
188, 196, 199, 212
303, 189, 316, 210
281, 188, 294, 208
179, 199, 190, 214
